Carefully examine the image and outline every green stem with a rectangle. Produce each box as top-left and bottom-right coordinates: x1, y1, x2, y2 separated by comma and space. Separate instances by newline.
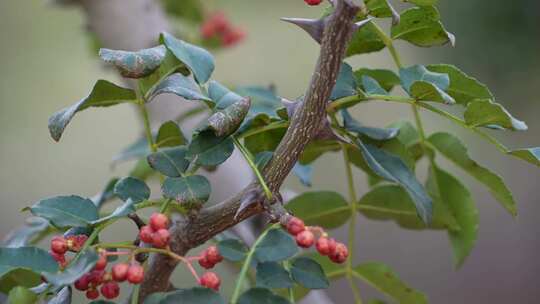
232, 136, 273, 200
283, 261, 295, 303
137, 100, 157, 153
371, 21, 403, 69
159, 199, 172, 214
230, 224, 279, 303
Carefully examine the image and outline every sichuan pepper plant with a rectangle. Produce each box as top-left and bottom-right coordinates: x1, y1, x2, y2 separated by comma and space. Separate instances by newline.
2, 0, 540, 303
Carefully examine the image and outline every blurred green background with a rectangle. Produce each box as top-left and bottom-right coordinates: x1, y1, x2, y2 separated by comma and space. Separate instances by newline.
1, 0, 539, 303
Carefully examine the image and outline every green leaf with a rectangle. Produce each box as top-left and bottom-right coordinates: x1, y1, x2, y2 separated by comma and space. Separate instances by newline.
91, 199, 136, 225
130, 158, 156, 180
428, 132, 517, 216
208, 81, 244, 109
138, 48, 188, 96
147, 146, 190, 177
388, 121, 419, 147
352, 139, 433, 223
48, 80, 136, 141
92, 178, 120, 208
399, 65, 449, 93
254, 228, 298, 263
112, 137, 149, 164
402, 0, 438, 5
256, 262, 294, 289
28, 196, 99, 228
162, 175, 211, 207
114, 177, 150, 203
143, 287, 224, 304
391, 6, 454, 47
509, 147, 540, 167
331, 62, 357, 100
410, 81, 455, 104
235, 86, 282, 119
188, 131, 235, 166
346, 22, 386, 57
463, 99, 527, 131
427, 166, 479, 267
427, 64, 493, 106
353, 262, 427, 304
358, 185, 459, 230
99, 45, 167, 78
218, 239, 248, 262
7, 286, 37, 304
161, 0, 203, 22
156, 121, 187, 148
365, 0, 393, 18
299, 140, 341, 165
148, 73, 211, 103
43, 250, 98, 287
244, 128, 286, 156
238, 288, 290, 304
361, 76, 388, 95
354, 68, 400, 92
207, 97, 251, 137
3, 217, 49, 248
0, 247, 58, 293
285, 191, 351, 229
343, 110, 399, 141
160, 32, 215, 84
290, 257, 329, 289
46, 286, 71, 304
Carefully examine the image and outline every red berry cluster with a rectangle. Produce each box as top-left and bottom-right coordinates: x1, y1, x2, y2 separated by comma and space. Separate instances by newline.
74, 251, 145, 300
197, 245, 223, 290
49, 234, 89, 268
199, 271, 221, 291
283, 216, 349, 264
200, 11, 246, 47
139, 213, 171, 248
304, 0, 324, 5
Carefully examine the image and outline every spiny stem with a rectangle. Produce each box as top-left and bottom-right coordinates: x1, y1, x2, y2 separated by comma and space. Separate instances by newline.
232, 136, 273, 200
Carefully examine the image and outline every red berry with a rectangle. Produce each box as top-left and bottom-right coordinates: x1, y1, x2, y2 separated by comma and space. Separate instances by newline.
329, 242, 349, 264
152, 228, 170, 248
74, 274, 91, 291
198, 255, 215, 269
86, 289, 99, 300
221, 28, 246, 47
66, 234, 88, 252
139, 225, 154, 244
111, 263, 129, 282
199, 272, 221, 291
205, 246, 223, 264
127, 264, 144, 284
210, 12, 230, 33
149, 213, 169, 231
296, 230, 315, 248
88, 270, 105, 285
304, 0, 323, 6
286, 217, 305, 236
316, 237, 337, 256
100, 281, 120, 299
49, 250, 67, 267
50, 236, 68, 255
94, 254, 107, 270
200, 21, 217, 39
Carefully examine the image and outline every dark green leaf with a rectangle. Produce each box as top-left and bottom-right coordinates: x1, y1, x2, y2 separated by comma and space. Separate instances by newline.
365, 0, 393, 17
256, 262, 293, 289
427, 166, 478, 267
299, 140, 341, 165
99, 45, 167, 78
427, 64, 493, 106
388, 121, 419, 147
235, 86, 282, 119
352, 139, 432, 223
353, 262, 427, 304
156, 121, 187, 148
358, 185, 459, 230
47, 286, 71, 304
208, 81, 244, 109
286, 191, 351, 229
292, 163, 313, 187
463, 99, 527, 131
361, 75, 388, 95
91, 199, 136, 225
428, 132, 517, 216
354, 68, 400, 92
48, 80, 136, 141
399, 65, 449, 93
0, 247, 58, 293
3, 217, 49, 248
147, 146, 190, 177
290, 257, 329, 289
509, 147, 540, 167
346, 22, 386, 57
410, 81, 455, 104
343, 110, 399, 141
218, 239, 248, 262
244, 128, 286, 156
162, 175, 211, 207
148, 73, 211, 103
402, 0, 438, 5
92, 178, 120, 208
7, 286, 37, 304
188, 131, 235, 166
28, 196, 99, 228
255, 228, 298, 263
238, 288, 290, 304
160, 32, 215, 84
207, 97, 251, 137
138, 48, 188, 96
143, 287, 224, 304
391, 6, 454, 47
43, 250, 98, 287
331, 62, 357, 100
114, 177, 150, 203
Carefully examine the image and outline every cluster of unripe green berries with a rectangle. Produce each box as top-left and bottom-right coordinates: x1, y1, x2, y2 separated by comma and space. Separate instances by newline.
139, 213, 171, 248
284, 216, 349, 264
197, 246, 224, 290
304, 0, 323, 6
200, 11, 246, 47
49, 234, 88, 268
